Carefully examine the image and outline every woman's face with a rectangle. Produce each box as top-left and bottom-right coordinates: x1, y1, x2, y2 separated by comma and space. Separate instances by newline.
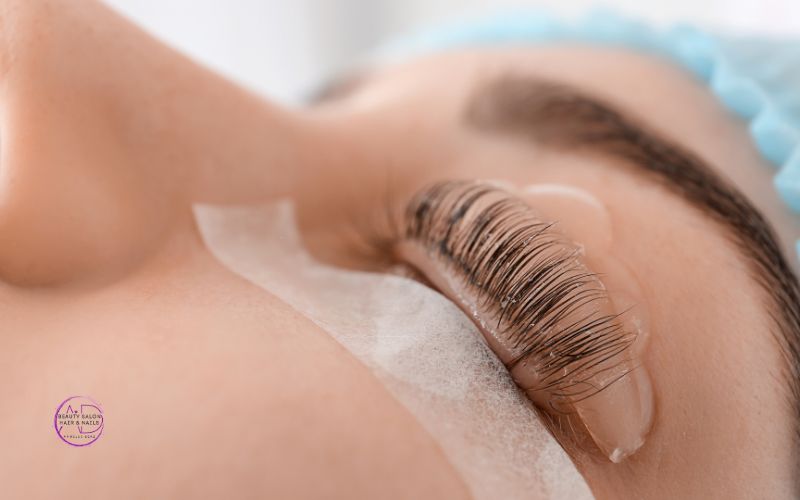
297, 46, 800, 498
3, 1, 798, 499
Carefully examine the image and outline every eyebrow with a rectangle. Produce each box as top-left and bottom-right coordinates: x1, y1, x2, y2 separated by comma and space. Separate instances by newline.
465, 74, 800, 443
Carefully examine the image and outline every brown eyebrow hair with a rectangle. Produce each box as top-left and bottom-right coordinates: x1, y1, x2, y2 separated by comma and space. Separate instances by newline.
465, 74, 800, 445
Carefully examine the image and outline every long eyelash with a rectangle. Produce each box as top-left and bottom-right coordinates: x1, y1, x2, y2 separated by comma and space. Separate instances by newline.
361, 179, 636, 409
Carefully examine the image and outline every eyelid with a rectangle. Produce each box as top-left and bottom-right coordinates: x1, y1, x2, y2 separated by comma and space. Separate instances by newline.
391, 180, 654, 463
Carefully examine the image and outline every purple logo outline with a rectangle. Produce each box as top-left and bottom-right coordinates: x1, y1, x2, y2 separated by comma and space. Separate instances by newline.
54, 396, 104, 447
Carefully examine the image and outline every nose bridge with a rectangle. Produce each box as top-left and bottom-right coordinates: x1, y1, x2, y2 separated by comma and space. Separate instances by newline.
0, 0, 324, 287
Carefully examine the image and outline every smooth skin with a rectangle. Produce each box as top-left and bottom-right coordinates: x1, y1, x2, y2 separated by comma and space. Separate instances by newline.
0, 1, 796, 499
0, 1, 467, 499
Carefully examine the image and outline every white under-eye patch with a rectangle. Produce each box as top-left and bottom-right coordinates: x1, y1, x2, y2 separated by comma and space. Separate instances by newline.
193, 200, 592, 500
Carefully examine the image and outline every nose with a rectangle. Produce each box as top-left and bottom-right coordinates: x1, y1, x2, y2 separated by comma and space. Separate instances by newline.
0, 0, 191, 286
0, 0, 307, 287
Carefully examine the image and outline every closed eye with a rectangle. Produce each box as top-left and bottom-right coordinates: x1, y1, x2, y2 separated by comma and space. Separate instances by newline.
360, 179, 653, 462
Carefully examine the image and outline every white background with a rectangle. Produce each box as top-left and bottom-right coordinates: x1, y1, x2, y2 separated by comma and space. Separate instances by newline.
103, 0, 800, 102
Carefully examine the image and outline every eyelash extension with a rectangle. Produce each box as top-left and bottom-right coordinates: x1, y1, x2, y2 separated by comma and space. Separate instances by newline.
367, 179, 637, 412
